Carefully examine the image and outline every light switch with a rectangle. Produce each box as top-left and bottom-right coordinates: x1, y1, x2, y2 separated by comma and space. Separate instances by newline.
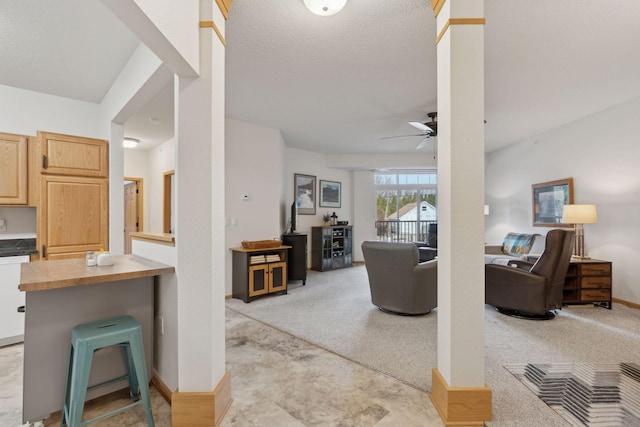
0, 218, 6, 232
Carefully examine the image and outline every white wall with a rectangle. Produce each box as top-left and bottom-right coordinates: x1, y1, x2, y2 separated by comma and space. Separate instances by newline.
285, 147, 354, 267
225, 118, 285, 294
123, 137, 176, 234
285, 148, 353, 232
0, 84, 101, 138
352, 170, 377, 262
148, 138, 176, 233
0, 207, 36, 238
485, 96, 640, 304
131, 238, 178, 392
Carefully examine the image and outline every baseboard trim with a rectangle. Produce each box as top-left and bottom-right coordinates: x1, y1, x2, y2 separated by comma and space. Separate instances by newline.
172, 371, 232, 426
430, 368, 492, 426
225, 294, 232, 300
151, 373, 173, 405
612, 297, 640, 310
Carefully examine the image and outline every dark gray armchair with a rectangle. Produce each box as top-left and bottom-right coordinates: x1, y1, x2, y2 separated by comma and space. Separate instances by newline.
485, 229, 575, 319
361, 241, 437, 315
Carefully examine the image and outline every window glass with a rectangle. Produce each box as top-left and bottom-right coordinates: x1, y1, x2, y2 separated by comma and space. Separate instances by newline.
374, 171, 437, 242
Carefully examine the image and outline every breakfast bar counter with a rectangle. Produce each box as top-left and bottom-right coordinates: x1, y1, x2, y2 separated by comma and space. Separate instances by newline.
19, 254, 175, 292
20, 255, 175, 424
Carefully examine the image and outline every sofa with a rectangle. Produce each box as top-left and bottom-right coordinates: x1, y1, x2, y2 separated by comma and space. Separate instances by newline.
484, 232, 545, 265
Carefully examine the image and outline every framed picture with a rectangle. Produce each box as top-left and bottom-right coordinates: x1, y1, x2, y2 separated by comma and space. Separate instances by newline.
294, 173, 316, 215
319, 180, 341, 208
532, 178, 574, 227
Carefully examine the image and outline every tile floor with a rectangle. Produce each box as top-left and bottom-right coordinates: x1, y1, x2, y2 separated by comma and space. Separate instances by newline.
1, 309, 444, 426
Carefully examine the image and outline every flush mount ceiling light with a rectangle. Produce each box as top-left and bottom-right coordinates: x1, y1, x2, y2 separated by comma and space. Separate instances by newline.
123, 137, 139, 148
303, 0, 348, 16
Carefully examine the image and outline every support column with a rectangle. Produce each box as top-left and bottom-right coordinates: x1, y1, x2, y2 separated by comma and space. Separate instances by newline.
172, 2, 230, 426
430, 0, 491, 425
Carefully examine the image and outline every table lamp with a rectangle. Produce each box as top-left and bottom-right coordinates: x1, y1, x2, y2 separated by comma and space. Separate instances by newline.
562, 204, 598, 259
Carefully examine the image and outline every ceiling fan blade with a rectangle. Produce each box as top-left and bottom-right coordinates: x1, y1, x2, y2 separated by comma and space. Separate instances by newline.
415, 137, 429, 149
408, 121, 434, 133
380, 134, 425, 140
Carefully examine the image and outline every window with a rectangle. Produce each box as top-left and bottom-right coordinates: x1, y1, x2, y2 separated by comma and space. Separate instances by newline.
375, 170, 437, 242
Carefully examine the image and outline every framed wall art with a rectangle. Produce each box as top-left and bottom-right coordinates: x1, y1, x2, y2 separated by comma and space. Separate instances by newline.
319, 180, 341, 208
532, 177, 574, 227
294, 173, 316, 215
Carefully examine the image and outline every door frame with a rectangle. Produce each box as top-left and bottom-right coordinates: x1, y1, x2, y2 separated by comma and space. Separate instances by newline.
124, 176, 144, 233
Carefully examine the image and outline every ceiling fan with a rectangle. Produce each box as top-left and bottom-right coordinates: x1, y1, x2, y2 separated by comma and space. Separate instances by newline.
382, 112, 438, 150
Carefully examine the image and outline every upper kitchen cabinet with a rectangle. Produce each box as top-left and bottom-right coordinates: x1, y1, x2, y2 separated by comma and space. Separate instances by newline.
40, 175, 108, 260
37, 131, 109, 260
38, 131, 108, 178
0, 132, 28, 205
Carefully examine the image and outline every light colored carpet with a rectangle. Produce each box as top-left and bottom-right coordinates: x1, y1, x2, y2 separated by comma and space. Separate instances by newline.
226, 265, 640, 427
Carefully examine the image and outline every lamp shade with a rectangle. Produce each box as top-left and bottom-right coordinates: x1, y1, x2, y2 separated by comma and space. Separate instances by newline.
562, 204, 598, 224
303, 0, 348, 16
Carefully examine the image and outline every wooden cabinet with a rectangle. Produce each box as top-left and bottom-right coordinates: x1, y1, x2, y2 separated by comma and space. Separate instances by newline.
311, 226, 353, 271
39, 131, 108, 178
0, 132, 28, 205
282, 233, 307, 285
248, 262, 287, 297
231, 246, 289, 302
38, 132, 109, 260
563, 259, 612, 309
40, 175, 109, 260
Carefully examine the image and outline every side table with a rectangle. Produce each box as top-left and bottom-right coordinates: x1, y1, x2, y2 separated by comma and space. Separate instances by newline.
527, 256, 612, 309
563, 258, 612, 309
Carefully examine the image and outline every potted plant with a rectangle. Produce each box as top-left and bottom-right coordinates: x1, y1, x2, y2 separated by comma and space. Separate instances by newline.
322, 212, 331, 226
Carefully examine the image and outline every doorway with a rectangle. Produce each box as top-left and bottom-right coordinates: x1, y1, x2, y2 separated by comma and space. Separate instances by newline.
124, 177, 144, 254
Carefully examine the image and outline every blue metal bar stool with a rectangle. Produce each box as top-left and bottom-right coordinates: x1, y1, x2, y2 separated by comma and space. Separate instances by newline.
61, 315, 154, 427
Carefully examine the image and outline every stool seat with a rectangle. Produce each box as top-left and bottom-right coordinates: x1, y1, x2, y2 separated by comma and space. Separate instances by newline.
61, 315, 154, 427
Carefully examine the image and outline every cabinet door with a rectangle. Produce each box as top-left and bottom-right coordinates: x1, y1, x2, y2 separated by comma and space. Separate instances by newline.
269, 262, 287, 293
39, 131, 108, 178
0, 133, 28, 204
40, 175, 108, 259
249, 265, 269, 297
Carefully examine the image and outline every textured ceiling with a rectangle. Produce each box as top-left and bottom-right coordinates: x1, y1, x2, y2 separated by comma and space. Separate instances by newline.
0, 0, 139, 103
2, 1, 640, 154
226, 0, 640, 153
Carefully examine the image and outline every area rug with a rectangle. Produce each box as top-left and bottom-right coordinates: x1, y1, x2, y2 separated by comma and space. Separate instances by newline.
504, 363, 640, 426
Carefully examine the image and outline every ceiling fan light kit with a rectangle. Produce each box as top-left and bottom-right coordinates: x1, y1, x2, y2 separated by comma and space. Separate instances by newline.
303, 0, 348, 16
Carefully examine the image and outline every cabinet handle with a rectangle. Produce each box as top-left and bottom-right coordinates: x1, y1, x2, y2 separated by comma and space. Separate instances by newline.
42, 245, 46, 258
42, 154, 48, 169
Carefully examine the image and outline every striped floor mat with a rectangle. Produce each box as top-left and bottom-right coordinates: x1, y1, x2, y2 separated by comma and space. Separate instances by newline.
504, 363, 640, 427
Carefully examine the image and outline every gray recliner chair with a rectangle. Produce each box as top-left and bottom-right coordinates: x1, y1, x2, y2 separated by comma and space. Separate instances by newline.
485, 229, 575, 320
361, 241, 437, 315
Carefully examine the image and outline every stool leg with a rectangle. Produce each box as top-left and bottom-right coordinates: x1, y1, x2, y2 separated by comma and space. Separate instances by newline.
121, 343, 140, 401
61, 345, 75, 427
67, 344, 94, 427
129, 334, 155, 427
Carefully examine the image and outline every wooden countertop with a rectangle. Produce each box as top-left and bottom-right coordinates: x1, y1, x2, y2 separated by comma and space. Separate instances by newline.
130, 232, 175, 246
20, 254, 175, 292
